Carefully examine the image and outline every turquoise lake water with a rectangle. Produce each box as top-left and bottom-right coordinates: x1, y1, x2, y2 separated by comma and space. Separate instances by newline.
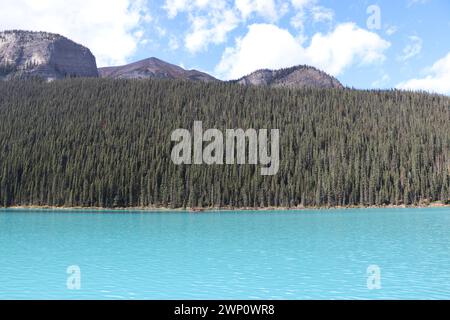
1, 208, 450, 300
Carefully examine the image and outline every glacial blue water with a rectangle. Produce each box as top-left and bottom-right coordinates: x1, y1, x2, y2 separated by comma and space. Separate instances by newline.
1, 208, 450, 300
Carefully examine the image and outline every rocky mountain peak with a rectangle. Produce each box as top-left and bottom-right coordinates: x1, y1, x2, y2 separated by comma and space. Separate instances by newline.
236, 65, 343, 89
0, 30, 98, 80
98, 57, 217, 82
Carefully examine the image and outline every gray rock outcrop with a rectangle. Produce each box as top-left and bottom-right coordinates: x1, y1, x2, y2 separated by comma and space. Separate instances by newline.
0, 30, 99, 80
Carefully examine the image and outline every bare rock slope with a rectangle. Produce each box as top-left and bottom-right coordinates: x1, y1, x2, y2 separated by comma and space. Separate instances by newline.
99, 57, 217, 82
0, 30, 98, 80
236, 65, 343, 89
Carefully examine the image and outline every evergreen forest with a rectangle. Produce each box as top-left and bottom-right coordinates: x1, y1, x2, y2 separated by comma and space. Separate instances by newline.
1, 78, 450, 208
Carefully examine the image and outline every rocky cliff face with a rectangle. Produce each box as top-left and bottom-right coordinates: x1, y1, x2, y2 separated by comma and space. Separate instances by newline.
236, 65, 343, 89
99, 57, 217, 82
0, 30, 98, 80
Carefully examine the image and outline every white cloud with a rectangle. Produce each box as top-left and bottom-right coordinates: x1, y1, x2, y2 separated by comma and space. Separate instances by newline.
164, 0, 240, 53
235, 0, 280, 21
385, 25, 398, 36
399, 36, 422, 61
215, 22, 390, 80
156, 26, 167, 37
290, 11, 306, 30
216, 24, 303, 79
397, 52, 450, 95
164, 0, 336, 54
310, 6, 334, 23
169, 36, 180, 50
164, 0, 292, 53
289, 0, 334, 33
164, 0, 190, 18
184, 9, 240, 53
0, 0, 149, 67
291, 0, 316, 10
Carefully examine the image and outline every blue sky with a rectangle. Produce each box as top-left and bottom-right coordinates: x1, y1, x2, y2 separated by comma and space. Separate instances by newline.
1, 0, 450, 93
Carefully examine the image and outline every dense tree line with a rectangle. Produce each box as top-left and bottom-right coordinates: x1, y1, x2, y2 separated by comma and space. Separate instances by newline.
0, 78, 450, 208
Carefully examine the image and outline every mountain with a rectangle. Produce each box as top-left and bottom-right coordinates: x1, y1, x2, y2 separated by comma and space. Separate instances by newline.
98, 57, 217, 82
0, 30, 98, 80
99, 58, 342, 89
235, 65, 343, 89
0, 29, 343, 88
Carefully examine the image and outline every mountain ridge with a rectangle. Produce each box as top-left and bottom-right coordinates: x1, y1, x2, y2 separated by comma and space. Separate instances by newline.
98, 57, 218, 83
0, 29, 343, 89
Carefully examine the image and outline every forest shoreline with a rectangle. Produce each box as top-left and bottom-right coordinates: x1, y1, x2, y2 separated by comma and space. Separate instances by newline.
2, 81, 450, 210
2, 202, 450, 212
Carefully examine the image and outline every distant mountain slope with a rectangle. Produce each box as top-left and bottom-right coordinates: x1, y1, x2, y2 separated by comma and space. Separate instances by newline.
235, 65, 343, 89
0, 30, 98, 80
98, 57, 217, 82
